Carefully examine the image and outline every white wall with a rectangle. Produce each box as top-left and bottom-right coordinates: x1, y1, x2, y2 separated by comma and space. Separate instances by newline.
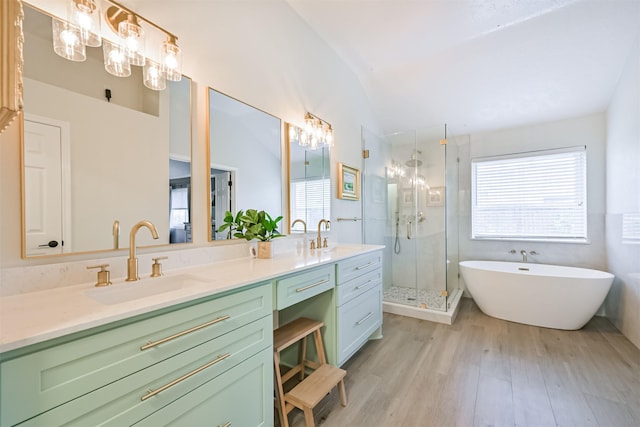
24, 78, 170, 252
605, 35, 640, 349
458, 113, 608, 292
0, 2, 382, 270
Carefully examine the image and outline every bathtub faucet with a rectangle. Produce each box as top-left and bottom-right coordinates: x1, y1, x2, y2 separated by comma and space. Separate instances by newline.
520, 250, 527, 263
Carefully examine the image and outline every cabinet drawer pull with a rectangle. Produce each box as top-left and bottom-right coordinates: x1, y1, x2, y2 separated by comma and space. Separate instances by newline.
218, 423, 231, 427
355, 280, 373, 290
140, 315, 231, 351
356, 312, 373, 326
296, 278, 329, 293
141, 353, 231, 401
355, 262, 375, 271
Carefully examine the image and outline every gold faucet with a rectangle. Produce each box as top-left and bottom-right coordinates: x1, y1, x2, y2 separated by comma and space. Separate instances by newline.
291, 218, 307, 233
126, 220, 159, 281
316, 219, 330, 249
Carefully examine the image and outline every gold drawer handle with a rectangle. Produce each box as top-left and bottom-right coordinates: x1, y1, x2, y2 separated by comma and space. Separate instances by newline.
355, 262, 375, 271
218, 423, 231, 427
140, 315, 231, 351
296, 278, 329, 293
355, 280, 373, 290
141, 353, 231, 401
356, 312, 373, 326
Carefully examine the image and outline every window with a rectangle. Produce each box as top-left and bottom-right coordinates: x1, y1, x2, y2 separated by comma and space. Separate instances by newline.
169, 187, 189, 228
290, 178, 331, 229
472, 147, 587, 242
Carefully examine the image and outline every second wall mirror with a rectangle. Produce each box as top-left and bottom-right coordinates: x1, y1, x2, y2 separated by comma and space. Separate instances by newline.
208, 88, 282, 241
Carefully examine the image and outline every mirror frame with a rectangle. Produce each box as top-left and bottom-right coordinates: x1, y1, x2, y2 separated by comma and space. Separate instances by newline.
19, 2, 195, 258
0, 0, 23, 133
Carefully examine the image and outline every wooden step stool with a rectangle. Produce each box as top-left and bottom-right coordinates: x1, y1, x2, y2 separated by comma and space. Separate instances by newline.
273, 317, 347, 427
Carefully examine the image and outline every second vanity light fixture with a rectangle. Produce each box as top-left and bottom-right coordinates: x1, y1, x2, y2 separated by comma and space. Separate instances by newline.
289, 112, 334, 150
52, 0, 182, 90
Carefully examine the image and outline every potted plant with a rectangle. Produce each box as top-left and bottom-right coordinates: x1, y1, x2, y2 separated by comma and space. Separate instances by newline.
218, 209, 284, 258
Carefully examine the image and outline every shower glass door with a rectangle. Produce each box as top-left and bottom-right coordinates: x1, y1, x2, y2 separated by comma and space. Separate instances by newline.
368, 125, 448, 311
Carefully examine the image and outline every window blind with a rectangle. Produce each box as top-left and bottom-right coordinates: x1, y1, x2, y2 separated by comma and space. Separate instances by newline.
472, 147, 587, 241
290, 178, 331, 229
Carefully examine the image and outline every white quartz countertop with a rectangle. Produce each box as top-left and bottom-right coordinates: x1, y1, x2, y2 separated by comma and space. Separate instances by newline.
0, 244, 383, 353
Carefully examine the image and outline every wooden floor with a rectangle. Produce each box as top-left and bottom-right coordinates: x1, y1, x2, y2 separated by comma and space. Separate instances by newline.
281, 298, 640, 427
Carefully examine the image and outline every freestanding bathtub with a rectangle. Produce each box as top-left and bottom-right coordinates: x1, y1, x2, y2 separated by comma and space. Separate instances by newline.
459, 260, 614, 330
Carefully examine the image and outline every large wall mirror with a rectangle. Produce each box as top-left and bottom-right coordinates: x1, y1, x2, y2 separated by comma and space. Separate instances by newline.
286, 123, 331, 233
21, 4, 193, 257
208, 88, 282, 240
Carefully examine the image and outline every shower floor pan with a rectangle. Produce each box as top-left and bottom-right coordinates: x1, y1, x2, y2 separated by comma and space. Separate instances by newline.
383, 286, 463, 325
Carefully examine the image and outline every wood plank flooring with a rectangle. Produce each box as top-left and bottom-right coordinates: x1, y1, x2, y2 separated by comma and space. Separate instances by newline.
281, 298, 640, 427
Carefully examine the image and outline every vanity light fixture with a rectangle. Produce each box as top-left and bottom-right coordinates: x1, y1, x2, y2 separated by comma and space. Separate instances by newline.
290, 113, 334, 150
50, 0, 183, 90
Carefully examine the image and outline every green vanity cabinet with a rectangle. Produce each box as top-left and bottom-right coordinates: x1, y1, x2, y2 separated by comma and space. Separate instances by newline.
276, 250, 384, 368
336, 252, 383, 366
0, 283, 272, 427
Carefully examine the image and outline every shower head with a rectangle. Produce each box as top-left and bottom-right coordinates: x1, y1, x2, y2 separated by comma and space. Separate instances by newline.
405, 152, 422, 167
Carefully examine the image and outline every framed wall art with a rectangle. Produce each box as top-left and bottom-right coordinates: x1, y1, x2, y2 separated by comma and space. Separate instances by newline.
337, 163, 360, 200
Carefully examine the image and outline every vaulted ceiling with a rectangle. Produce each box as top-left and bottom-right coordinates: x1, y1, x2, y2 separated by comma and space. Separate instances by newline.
35, 0, 640, 136
286, 0, 640, 135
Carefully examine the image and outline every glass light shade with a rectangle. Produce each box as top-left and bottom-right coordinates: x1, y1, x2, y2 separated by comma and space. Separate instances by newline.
68, 0, 101, 47
118, 16, 145, 66
52, 18, 86, 62
103, 39, 131, 77
299, 130, 309, 147
325, 126, 334, 146
314, 120, 324, 140
304, 114, 314, 135
289, 125, 299, 143
161, 39, 182, 81
144, 60, 166, 90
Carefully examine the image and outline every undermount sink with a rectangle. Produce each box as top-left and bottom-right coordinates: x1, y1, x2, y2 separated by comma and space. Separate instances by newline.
85, 274, 209, 306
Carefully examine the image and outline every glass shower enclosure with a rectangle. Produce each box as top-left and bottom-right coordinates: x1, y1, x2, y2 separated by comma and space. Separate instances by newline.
362, 125, 462, 322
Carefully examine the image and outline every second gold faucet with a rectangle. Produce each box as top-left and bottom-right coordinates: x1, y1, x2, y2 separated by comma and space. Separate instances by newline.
315, 219, 330, 250
126, 220, 159, 281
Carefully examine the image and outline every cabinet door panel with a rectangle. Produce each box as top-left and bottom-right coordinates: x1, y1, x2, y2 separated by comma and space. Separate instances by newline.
18, 316, 272, 427
134, 348, 273, 427
337, 284, 382, 365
